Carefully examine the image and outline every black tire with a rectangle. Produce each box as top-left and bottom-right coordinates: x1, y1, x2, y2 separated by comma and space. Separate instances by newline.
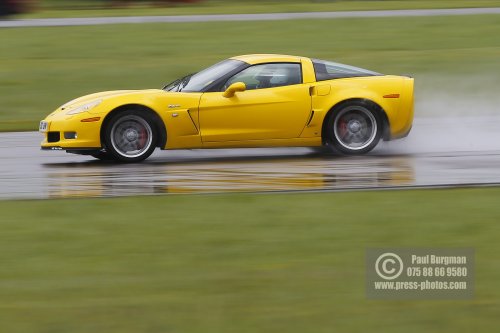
103, 110, 157, 163
325, 101, 382, 155
90, 150, 114, 161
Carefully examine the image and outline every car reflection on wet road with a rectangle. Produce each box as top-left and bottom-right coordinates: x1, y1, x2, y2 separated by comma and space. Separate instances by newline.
43, 155, 415, 198
1, 117, 500, 200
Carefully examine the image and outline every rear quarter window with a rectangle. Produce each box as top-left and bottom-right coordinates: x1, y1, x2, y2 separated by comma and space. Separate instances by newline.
312, 59, 380, 81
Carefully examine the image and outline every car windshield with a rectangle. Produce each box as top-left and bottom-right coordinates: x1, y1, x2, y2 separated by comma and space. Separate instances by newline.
312, 59, 380, 81
163, 59, 245, 92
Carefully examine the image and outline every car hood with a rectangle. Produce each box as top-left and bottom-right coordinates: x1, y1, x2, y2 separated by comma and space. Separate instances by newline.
60, 90, 144, 110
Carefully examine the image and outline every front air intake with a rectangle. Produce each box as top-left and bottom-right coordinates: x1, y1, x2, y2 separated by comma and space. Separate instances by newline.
47, 132, 60, 143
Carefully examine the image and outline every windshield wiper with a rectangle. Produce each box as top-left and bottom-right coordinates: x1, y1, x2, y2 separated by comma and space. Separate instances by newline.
162, 78, 181, 91
162, 73, 193, 92
162, 74, 193, 91
178, 74, 193, 92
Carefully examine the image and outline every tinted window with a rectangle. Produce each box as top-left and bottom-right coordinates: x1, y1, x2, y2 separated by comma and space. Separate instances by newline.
224, 63, 302, 90
312, 59, 380, 81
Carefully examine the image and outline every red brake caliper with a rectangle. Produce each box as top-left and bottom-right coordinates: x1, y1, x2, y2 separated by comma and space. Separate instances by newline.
338, 117, 347, 139
138, 126, 147, 149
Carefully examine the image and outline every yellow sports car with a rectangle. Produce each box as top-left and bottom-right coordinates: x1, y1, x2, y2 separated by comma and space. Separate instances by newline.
40, 54, 414, 162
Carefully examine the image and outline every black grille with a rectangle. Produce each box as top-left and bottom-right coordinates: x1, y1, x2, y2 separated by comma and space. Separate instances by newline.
47, 132, 60, 143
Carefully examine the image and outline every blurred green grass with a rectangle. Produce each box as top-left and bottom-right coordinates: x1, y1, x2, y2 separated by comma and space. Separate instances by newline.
1, 14, 499, 131
0, 188, 499, 332
20, 0, 500, 18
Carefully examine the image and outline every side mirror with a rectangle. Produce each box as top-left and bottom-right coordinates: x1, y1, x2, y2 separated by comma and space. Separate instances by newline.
223, 82, 246, 98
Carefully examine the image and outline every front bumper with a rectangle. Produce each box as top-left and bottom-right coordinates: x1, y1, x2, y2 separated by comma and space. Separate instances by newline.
40, 112, 103, 149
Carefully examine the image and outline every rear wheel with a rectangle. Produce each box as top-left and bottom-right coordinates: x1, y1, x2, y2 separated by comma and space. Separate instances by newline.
103, 110, 157, 163
326, 102, 382, 155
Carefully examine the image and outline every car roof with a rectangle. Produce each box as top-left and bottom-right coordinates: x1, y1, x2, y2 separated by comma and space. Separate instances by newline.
230, 54, 304, 65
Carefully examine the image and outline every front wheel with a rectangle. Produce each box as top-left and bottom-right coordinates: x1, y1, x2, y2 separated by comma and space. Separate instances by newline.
325, 102, 382, 155
90, 150, 114, 161
103, 110, 157, 163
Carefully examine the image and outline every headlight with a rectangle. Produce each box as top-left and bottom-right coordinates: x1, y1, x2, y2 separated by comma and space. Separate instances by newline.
66, 100, 102, 115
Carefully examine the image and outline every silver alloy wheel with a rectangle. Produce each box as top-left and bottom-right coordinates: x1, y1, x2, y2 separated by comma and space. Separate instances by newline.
333, 106, 377, 151
110, 115, 153, 158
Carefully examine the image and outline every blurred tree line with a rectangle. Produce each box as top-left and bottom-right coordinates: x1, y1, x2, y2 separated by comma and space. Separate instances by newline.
1, 0, 344, 16
0, 0, 204, 16
0, 0, 33, 16
41, 0, 203, 8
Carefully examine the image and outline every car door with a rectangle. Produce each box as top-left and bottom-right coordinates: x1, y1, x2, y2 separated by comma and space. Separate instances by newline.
198, 62, 312, 143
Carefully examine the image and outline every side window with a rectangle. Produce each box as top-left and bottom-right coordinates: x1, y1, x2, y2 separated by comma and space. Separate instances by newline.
312, 59, 379, 81
223, 63, 302, 91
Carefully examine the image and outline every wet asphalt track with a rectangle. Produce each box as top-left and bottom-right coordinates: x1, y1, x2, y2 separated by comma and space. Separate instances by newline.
1, 117, 500, 200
